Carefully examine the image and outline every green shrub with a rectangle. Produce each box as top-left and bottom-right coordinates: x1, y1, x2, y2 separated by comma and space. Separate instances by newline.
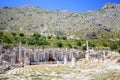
82, 45, 87, 50
21, 39, 26, 44
11, 32, 17, 36
102, 42, 108, 47
117, 40, 120, 46
76, 41, 81, 47
110, 43, 117, 50
66, 43, 72, 48
3, 35, 12, 44
47, 36, 51, 39
36, 39, 49, 46
62, 36, 67, 40
56, 42, 63, 48
27, 38, 35, 45
89, 42, 96, 47
118, 49, 120, 54
33, 33, 41, 38
73, 46, 78, 49
56, 36, 60, 40
19, 33, 24, 37
0, 32, 3, 35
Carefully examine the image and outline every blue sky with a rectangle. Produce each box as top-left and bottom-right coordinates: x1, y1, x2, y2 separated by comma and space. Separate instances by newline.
0, 0, 120, 12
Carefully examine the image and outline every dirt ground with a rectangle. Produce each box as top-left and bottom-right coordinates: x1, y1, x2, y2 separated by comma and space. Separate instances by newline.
0, 54, 120, 80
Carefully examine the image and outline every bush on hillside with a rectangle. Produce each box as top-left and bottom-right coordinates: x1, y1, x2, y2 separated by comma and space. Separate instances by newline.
19, 33, 24, 37
118, 49, 120, 54
11, 32, 17, 37
89, 42, 96, 47
110, 43, 117, 50
3, 35, 12, 44
56, 42, 63, 48
56, 36, 60, 40
66, 43, 72, 48
82, 45, 87, 50
76, 41, 81, 47
47, 36, 51, 39
32, 33, 41, 40
62, 36, 67, 40
117, 40, 120, 46
102, 42, 108, 47
36, 39, 49, 46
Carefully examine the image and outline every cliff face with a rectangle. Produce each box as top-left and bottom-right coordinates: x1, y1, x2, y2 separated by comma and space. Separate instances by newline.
0, 3, 120, 39
102, 3, 120, 9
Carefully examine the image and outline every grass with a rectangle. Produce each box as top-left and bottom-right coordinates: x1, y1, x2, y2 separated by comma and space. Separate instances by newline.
93, 70, 120, 80
0, 77, 8, 80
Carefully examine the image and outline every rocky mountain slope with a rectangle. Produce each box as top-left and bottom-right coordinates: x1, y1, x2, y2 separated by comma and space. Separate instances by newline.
0, 3, 120, 39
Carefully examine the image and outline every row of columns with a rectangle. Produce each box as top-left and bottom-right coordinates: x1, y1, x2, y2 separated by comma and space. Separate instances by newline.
18, 45, 76, 65
3, 41, 78, 66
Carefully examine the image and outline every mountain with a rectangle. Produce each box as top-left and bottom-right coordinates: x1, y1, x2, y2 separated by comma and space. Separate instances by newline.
0, 3, 120, 39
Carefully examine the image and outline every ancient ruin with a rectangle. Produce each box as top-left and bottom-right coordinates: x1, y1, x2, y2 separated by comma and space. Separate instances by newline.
0, 42, 86, 69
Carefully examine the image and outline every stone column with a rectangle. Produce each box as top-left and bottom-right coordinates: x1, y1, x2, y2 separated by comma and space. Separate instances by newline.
54, 52, 57, 61
61, 52, 64, 61
86, 40, 89, 52
86, 40, 89, 61
43, 50, 47, 62
64, 55, 67, 65
71, 53, 76, 66
24, 48, 26, 61
53, 51, 56, 61
37, 49, 40, 62
70, 51, 72, 61
19, 42, 22, 62
11, 51, 16, 65
24, 48, 30, 65
34, 49, 37, 62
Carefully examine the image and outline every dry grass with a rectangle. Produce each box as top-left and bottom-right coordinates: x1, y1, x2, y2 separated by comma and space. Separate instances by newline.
93, 70, 120, 80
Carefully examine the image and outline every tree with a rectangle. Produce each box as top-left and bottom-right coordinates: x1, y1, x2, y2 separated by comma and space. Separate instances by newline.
32, 33, 41, 40
19, 33, 24, 37
47, 36, 51, 39
56, 42, 63, 48
62, 36, 67, 40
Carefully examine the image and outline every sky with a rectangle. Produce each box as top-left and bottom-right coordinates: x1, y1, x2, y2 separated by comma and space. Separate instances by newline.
0, 0, 120, 12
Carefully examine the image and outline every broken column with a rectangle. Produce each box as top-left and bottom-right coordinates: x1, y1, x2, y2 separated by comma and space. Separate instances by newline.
43, 50, 47, 62
64, 55, 67, 65
86, 40, 90, 61
24, 48, 30, 65
61, 52, 64, 61
86, 40, 89, 52
34, 49, 37, 62
11, 49, 16, 65
19, 42, 22, 63
71, 53, 76, 66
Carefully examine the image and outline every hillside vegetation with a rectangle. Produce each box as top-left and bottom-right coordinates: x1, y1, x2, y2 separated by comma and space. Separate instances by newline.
0, 3, 120, 52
